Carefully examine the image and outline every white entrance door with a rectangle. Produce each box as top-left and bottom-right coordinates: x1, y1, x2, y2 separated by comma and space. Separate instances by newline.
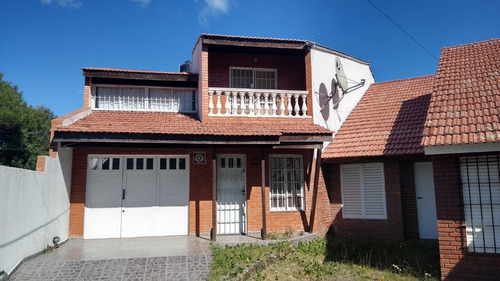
217, 155, 246, 234
85, 155, 189, 239
414, 162, 438, 239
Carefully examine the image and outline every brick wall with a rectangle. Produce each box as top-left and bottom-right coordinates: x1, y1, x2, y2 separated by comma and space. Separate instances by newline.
432, 154, 500, 281
207, 52, 306, 90
324, 159, 405, 240
69, 147, 332, 237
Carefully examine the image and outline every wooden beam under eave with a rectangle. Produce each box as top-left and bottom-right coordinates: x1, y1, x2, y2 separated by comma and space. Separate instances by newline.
211, 147, 217, 242
260, 148, 267, 240
309, 148, 322, 233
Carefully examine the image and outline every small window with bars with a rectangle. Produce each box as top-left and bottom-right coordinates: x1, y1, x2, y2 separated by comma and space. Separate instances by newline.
460, 155, 500, 254
230, 68, 277, 89
269, 155, 304, 211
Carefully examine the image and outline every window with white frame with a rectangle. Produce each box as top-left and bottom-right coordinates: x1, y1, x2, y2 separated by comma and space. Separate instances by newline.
269, 155, 304, 211
230, 68, 277, 89
460, 155, 500, 254
94, 86, 196, 112
340, 163, 387, 219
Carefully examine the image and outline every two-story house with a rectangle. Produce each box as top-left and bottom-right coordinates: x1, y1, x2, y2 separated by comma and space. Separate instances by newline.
50, 34, 374, 240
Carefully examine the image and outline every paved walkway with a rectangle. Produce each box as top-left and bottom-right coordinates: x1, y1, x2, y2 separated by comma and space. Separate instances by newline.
8, 236, 212, 281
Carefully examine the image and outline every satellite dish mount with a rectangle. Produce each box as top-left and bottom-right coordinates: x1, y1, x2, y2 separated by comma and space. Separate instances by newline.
319, 57, 366, 110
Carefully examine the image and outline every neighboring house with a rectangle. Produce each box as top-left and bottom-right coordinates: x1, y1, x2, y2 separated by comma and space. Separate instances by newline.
50, 34, 374, 240
421, 39, 500, 280
322, 75, 436, 240
322, 38, 499, 280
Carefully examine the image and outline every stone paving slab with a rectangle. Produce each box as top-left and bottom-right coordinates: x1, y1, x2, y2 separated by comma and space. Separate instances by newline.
8, 255, 210, 281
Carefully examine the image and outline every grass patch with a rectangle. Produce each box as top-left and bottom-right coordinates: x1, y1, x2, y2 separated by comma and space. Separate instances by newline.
209, 237, 439, 281
207, 242, 292, 280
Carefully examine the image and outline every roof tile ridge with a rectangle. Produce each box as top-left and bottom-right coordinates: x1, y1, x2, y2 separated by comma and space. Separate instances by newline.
372, 74, 436, 85
441, 38, 500, 51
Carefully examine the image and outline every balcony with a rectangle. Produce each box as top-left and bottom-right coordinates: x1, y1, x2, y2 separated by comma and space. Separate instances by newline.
208, 88, 309, 117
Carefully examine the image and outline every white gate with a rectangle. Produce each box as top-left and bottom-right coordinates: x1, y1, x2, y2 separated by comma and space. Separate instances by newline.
414, 162, 438, 239
217, 155, 246, 234
84, 155, 189, 239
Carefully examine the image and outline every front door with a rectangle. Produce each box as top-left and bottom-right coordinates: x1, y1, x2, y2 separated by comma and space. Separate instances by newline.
217, 154, 246, 234
414, 162, 438, 239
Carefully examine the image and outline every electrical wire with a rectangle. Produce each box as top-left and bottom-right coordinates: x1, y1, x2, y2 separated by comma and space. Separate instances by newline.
366, 0, 439, 61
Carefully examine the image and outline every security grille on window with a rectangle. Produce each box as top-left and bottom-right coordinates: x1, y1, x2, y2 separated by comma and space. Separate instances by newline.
461, 155, 500, 254
269, 155, 304, 211
340, 163, 387, 219
94, 86, 196, 112
230, 68, 277, 89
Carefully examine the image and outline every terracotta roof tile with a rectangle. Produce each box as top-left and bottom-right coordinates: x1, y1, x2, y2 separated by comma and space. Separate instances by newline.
422, 39, 500, 146
54, 111, 332, 137
323, 75, 435, 159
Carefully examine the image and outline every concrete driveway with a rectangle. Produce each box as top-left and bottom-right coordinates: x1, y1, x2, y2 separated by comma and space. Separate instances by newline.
8, 236, 212, 281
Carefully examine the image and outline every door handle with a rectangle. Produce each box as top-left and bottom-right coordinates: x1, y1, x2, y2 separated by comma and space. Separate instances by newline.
417, 196, 423, 200
122, 189, 126, 200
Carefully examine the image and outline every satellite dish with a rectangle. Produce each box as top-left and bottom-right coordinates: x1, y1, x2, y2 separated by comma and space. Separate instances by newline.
335, 57, 348, 92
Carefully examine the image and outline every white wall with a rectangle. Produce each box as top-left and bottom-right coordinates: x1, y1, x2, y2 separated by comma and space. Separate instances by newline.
0, 154, 71, 275
310, 47, 375, 135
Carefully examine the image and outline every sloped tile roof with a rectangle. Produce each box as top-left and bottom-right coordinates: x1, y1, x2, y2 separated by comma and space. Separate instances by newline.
323, 75, 435, 158
422, 39, 500, 146
54, 111, 332, 137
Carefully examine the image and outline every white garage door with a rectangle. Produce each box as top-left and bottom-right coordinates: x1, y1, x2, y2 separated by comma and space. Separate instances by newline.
84, 155, 189, 239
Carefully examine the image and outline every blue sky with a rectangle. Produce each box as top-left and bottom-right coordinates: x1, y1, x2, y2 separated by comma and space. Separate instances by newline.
1, 0, 499, 116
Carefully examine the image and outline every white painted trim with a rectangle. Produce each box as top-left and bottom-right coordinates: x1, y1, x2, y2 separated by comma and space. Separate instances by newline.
424, 143, 500, 155
61, 108, 92, 127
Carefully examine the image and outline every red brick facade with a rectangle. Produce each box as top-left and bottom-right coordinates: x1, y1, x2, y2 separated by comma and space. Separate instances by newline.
68, 147, 332, 237
432, 154, 500, 281
207, 52, 306, 90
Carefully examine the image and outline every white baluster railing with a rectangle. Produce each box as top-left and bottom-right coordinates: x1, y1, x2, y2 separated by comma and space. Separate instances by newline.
207, 88, 309, 118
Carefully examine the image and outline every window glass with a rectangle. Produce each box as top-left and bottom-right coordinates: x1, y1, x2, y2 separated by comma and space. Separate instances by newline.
102, 158, 110, 170
136, 158, 144, 170
461, 155, 500, 253
169, 158, 177, 170
269, 155, 304, 211
179, 158, 186, 170
160, 158, 167, 170
146, 158, 154, 170
91, 158, 99, 170
112, 158, 120, 170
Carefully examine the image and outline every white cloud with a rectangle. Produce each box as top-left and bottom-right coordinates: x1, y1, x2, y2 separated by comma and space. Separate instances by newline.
131, 0, 151, 8
40, 0, 82, 9
198, 0, 232, 26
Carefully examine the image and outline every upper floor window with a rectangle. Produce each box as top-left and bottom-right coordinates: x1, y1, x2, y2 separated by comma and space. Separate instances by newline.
230, 68, 277, 89
93, 86, 197, 113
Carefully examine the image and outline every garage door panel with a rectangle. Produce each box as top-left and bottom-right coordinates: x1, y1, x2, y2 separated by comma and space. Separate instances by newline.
159, 173, 189, 206
121, 207, 156, 238
84, 207, 122, 239
87, 173, 122, 208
